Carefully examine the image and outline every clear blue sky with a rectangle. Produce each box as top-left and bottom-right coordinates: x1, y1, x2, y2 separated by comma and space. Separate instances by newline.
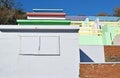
15, 0, 120, 16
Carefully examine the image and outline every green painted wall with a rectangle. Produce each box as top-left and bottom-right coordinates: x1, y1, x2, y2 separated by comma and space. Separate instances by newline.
102, 25, 120, 45
79, 35, 103, 45
79, 25, 120, 45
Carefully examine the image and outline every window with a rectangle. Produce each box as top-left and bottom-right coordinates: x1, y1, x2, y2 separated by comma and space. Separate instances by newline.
20, 36, 60, 56
20, 36, 39, 54
39, 36, 60, 56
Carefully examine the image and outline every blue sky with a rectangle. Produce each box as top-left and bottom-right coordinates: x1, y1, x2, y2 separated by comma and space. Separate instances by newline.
15, 0, 120, 16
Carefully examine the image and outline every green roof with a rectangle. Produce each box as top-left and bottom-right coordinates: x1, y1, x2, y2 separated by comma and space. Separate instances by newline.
17, 20, 71, 25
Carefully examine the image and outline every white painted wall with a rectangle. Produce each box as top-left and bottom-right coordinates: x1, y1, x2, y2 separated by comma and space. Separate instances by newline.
80, 45, 105, 63
0, 26, 79, 78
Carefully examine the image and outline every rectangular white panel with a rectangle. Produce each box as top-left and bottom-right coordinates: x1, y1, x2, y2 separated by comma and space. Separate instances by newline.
20, 36, 39, 54
39, 36, 60, 55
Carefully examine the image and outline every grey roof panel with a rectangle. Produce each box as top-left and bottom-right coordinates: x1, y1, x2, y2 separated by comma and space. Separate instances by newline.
66, 16, 87, 21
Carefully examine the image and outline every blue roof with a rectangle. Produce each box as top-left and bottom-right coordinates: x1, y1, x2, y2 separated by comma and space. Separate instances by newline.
66, 16, 120, 21
88, 16, 120, 21
32, 9, 64, 12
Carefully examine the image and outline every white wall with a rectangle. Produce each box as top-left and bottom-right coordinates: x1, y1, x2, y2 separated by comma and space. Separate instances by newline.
0, 34, 19, 78
80, 45, 105, 63
0, 26, 79, 78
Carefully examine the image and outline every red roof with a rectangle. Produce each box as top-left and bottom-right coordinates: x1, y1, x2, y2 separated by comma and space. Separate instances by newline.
27, 12, 66, 17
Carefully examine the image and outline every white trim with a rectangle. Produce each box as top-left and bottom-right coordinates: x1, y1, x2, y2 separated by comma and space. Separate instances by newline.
0, 25, 79, 30
27, 16, 65, 20
33, 9, 63, 11
80, 62, 120, 64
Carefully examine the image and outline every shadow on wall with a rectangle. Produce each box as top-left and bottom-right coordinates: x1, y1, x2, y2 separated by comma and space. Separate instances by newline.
80, 49, 94, 62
